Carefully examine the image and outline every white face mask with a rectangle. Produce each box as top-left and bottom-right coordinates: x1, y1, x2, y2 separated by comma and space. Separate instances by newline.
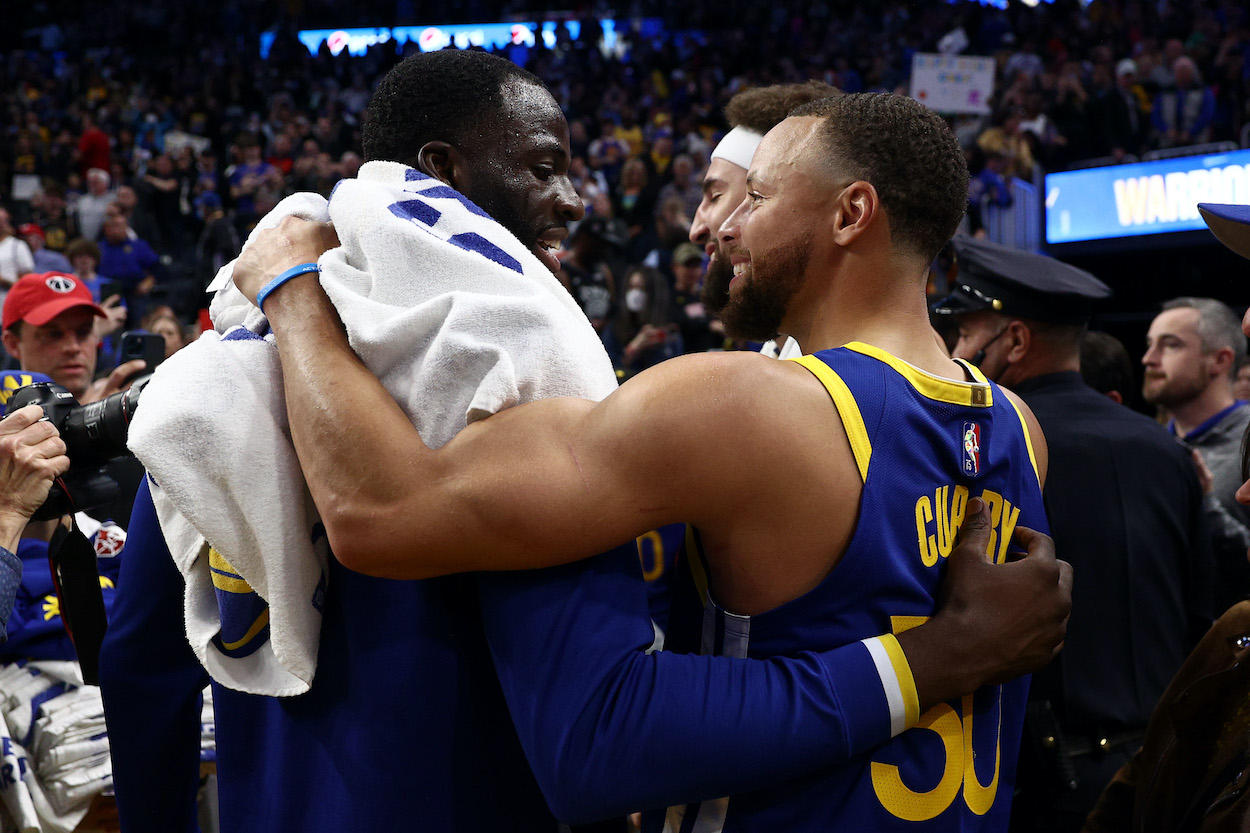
625, 288, 647, 313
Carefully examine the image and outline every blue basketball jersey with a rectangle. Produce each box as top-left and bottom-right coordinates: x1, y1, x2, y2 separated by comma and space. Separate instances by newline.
654, 341, 1048, 832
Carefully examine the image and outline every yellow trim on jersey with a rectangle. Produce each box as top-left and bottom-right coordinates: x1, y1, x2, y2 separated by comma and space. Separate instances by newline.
844, 342, 993, 407
953, 358, 989, 384
1004, 396, 1042, 487
879, 633, 920, 728
790, 354, 872, 483
209, 547, 255, 595
684, 524, 711, 608
218, 608, 271, 651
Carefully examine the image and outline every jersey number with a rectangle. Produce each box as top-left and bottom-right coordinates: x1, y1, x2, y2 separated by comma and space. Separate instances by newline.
871, 617, 1002, 821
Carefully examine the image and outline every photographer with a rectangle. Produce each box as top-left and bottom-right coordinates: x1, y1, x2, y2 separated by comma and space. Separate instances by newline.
2, 272, 149, 529
1, 272, 146, 407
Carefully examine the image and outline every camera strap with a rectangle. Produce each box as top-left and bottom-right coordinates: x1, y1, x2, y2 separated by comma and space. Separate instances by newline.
48, 516, 108, 685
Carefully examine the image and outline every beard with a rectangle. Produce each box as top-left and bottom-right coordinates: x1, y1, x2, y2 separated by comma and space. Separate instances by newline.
700, 247, 734, 315
718, 233, 810, 343
1141, 371, 1207, 410
469, 180, 540, 250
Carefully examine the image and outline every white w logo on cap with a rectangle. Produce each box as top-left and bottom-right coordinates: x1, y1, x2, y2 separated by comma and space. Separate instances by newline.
44, 275, 76, 294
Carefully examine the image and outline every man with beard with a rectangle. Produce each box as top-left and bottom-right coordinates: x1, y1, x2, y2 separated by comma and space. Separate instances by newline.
99, 56, 1067, 833
1080, 203, 1250, 832
939, 237, 1213, 833
236, 91, 1067, 831
688, 80, 839, 359
1141, 297, 1250, 610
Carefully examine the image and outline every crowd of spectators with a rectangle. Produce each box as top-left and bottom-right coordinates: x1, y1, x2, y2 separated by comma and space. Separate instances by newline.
1, 0, 1248, 376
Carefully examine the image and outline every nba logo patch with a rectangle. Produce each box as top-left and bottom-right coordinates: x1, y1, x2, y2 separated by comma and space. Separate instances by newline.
962, 421, 982, 475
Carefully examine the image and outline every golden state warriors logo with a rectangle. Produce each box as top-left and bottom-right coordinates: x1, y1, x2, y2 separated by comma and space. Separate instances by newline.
962, 421, 981, 476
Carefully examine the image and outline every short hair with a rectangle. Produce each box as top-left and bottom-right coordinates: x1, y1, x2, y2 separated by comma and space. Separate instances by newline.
724, 81, 842, 135
1161, 296, 1246, 372
789, 93, 969, 262
362, 50, 545, 167
64, 237, 101, 264
1081, 330, 1136, 398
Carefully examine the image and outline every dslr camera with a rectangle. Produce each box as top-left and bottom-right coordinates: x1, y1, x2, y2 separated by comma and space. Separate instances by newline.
5, 378, 149, 520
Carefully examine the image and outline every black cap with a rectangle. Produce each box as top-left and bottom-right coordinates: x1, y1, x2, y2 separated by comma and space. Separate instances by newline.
931, 235, 1111, 325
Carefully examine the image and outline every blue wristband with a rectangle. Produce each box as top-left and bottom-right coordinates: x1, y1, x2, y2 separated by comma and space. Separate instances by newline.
256, 262, 320, 312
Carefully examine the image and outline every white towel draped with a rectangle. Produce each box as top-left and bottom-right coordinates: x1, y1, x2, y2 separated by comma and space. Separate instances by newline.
129, 161, 618, 696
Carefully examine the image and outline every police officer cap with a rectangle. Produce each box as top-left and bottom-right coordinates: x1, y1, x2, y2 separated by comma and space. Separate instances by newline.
1198, 203, 1250, 260
931, 235, 1111, 325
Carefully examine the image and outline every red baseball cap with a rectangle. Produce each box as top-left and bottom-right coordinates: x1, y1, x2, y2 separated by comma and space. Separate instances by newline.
2, 272, 107, 331
16, 223, 43, 240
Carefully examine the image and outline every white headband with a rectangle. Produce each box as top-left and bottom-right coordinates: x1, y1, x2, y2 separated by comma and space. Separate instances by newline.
710, 126, 764, 171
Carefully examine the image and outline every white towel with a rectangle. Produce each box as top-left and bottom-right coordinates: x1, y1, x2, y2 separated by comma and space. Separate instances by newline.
129, 161, 619, 697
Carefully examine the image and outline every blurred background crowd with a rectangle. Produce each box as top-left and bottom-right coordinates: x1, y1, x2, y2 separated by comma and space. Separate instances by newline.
2, 1, 1250, 830
1, 0, 1248, 378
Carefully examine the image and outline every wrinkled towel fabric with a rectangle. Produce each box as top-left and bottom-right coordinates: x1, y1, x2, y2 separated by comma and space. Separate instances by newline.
129, 160, 619, 696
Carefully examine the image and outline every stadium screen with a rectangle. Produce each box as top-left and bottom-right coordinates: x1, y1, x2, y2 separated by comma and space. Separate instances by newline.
260, 19, 634, 60
1044, 148, 1250, 248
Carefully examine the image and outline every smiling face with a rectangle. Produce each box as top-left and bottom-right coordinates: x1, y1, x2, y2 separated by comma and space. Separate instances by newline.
457, 78, 584, 274
690, 158, 748, 314
715, 118, 828, 342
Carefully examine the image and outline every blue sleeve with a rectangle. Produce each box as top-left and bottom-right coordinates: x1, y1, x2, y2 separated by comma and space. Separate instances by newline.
476, 543, 892, 824
98, 477, 208, 833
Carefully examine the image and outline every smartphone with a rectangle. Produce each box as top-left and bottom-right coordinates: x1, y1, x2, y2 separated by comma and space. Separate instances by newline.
119, 330, 166, 375
97, 279, 125, 303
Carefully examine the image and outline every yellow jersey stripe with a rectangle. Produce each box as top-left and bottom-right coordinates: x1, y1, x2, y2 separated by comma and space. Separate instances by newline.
211, 572, 255, 595
845, 342, 993, 407
1004, 396, 1041, 487
953, 357, 989, 384
208, 547, 255, 594
208, 547, 239, 576
791, 355, 872, 483
880, 633, 920, 728
218, 608, 271, 651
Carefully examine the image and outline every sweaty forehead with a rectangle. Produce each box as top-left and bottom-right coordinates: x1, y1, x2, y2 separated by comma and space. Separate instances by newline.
496, 79, 568, 150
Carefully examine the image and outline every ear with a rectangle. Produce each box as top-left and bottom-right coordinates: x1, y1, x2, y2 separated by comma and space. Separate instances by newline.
2, 330, 21, 362
1209, 345, 1235, 379
830, 181, 879, 248
1003, 320, 1031, 364
415, 141, 466, 189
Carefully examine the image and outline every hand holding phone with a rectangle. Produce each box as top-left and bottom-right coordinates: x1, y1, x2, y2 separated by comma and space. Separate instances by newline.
118, 330, 166, 379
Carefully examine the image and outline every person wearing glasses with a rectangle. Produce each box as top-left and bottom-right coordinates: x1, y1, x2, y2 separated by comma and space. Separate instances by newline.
1082, 202, 1250, 833
935, 234, 1214, 833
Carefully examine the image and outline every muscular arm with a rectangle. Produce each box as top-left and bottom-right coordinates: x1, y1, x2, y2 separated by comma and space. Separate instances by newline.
482, 500, 1069, 822
249, 252, 805, 581
236, 221, 1070, 787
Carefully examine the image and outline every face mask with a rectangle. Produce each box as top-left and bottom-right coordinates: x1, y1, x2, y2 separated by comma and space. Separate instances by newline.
625, 288, 647, 313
